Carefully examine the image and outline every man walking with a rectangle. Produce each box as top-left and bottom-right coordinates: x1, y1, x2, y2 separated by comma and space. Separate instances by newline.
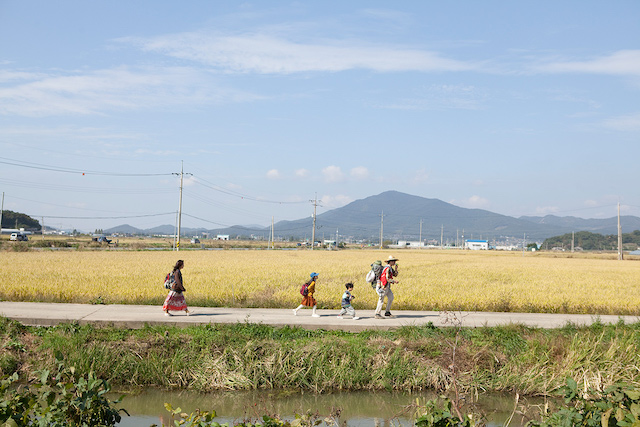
375, 255, 398, 319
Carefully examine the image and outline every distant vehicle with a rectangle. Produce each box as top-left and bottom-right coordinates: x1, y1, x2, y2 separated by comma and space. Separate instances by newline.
191, 238, 200, 244
92, 234, 112, 244
10, 232, 28, 241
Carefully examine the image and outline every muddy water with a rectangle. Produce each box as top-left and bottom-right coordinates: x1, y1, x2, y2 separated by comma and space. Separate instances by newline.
116, 389, 545, 426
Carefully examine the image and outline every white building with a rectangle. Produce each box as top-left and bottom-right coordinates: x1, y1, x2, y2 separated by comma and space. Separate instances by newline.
216, 235, 230, 240
465, 239, 489, 250
389, 241, 425, 249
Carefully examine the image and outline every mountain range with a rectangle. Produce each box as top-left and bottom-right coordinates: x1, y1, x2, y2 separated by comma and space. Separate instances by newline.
104, 191, 640, 242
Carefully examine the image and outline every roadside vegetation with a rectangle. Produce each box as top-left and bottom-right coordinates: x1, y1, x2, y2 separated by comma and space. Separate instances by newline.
1, 316, 639, 396
3, 316, 640, 425
1, 249, 640, 314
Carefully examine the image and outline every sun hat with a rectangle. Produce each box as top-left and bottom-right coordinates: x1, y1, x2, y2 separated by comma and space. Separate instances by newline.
373, 260, 382, 265
386, 256, 398, 262
310, 272, 318, 277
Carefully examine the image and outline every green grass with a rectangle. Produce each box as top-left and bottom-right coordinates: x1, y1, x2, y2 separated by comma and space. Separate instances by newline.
1, 317, 640, 396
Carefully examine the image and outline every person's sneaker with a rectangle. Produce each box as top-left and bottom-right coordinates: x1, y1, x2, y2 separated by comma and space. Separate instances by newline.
375, 313, 384, 319
164, 312, 171, 316
185, 309, 190, 316
353, 317, 360, 320
385, 312, 393, 317
312, 314, 320, 318
292, 309, 298, 316
337, 316, 344, 319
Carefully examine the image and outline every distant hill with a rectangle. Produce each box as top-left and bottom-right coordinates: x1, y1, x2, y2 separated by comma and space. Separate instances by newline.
103, 224, 144, 235
271, 191, 568, 241
103, 191, 640, 242
519, 215, 640, 236
1, 210, 40, 231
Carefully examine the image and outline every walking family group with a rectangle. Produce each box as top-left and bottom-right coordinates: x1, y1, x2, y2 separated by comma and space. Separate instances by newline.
161, 256, 400, 319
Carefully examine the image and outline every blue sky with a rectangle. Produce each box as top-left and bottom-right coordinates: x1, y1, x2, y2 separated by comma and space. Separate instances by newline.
1, 1, 639, 232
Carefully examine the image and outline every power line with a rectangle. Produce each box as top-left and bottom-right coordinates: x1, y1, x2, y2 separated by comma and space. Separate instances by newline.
0, 156, 173, 176
181, 212, 313, 233
183, 190, 269, 220
192, 175, 307, 204
0, 177, 174, 194
27, 212, 175, 220
3, 194, 164, 215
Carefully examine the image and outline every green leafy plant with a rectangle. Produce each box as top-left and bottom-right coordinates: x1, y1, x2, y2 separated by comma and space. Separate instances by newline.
415, 397, 484, 427
156, 405, 328, 427
528, 378, 640, 427
0, 352, 128, 426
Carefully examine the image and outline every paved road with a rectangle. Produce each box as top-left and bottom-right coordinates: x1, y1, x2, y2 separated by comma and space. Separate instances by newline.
0, 301, 637, 332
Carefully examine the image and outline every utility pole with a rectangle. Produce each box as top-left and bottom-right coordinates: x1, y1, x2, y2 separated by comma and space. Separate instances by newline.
618, 202, 623, 260
42, 217, 45, 240
0, 192, 4, 235
173, 211, 179, 250
379, 211, 384, 249
522, 233, 526, 256
177, 162, 184, 251
440, 224, 443, 249
571, 231, 575, 253
270, 216, 275, 249
172, 161, 191, 252
310, 194, 319, 250
419, 219, 423, 249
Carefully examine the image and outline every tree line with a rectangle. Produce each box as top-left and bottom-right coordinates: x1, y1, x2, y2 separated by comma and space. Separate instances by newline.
0, 210, 41, 230
542, 230, 640, 251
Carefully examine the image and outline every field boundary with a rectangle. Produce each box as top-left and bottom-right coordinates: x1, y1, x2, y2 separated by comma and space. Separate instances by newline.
1, 301, 638, 331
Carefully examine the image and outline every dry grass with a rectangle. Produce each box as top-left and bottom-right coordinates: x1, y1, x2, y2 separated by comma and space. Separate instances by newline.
1, 249, 640, 314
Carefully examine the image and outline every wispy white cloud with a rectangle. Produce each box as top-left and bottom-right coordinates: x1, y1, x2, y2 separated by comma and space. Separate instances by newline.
0, 66, 261, 117
452, 195, 490, 209
535, 50, 640, 76
119, 32, 475, 74
322, 165, 345, 183
183, 175, 198, 187
384, 84, 484, 111
320, 194, 353, 209
295, 168, 310, 178
350, 166, 369, 179
359, 8, 412, 28
534, 206, 559, 215
0, 70, 48, 83
266, 169, 281, 179
411, 168, 430, 184
602, 112, 640, 131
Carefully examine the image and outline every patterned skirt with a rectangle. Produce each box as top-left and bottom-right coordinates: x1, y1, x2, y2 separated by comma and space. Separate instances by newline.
163, 291, 187, 312
301, 295, 316, 307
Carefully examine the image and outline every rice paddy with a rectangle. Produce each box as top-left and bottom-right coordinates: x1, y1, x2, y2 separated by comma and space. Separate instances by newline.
1, 249, 640, 314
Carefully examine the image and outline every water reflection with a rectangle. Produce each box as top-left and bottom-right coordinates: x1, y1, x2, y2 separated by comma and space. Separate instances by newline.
116, 389, 543, 426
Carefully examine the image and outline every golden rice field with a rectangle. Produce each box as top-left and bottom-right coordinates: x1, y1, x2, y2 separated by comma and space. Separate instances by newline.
1, 249, 640, 314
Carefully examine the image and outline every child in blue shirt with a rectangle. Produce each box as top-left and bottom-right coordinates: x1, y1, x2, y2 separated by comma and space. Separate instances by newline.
337, 282, 359, 320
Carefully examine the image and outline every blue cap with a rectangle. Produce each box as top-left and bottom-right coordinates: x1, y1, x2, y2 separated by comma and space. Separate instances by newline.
310, 272, 318, 277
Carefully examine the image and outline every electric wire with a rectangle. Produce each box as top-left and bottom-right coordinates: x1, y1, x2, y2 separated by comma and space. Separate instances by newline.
0, 156, 174, 176
5, 194, 167, 215
0, 177, 174, 195
27, 212, 176, 220
192, 175, 307, 204
183, 190, 271, 221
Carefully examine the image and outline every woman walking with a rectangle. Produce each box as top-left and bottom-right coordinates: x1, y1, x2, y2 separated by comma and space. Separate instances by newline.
163, 259, 189, 316
293, 272, 320, 317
